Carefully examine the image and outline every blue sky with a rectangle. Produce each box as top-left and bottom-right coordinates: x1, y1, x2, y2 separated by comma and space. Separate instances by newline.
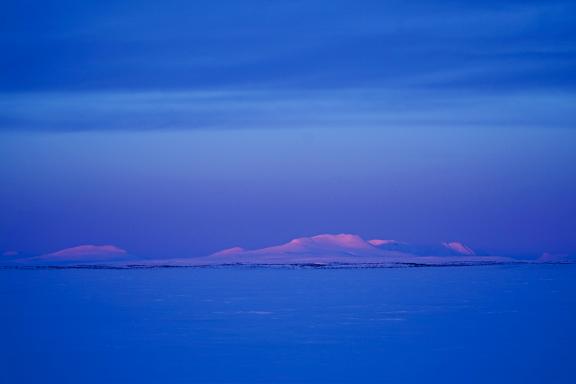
1, 0, 575, 257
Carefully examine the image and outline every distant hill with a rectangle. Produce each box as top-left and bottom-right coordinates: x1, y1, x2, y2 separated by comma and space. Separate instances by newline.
7, 234, 574, 267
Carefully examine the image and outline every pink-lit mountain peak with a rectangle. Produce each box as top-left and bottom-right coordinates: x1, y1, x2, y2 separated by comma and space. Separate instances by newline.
19, 244, 132, 265
248, 233, 381, 256
287, 234, 373, 250
368, 239, 405, 246
44, 244, 127, 259
212, 246, 245, 256
442, 242, 476, 256
10, 235, 520, 267
209, 235, 481, 258
197, 234, 512, 266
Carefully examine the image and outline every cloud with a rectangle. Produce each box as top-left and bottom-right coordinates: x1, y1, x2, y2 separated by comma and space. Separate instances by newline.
1, 88, 574, 132
1, 1, 573, 132
3, 0, 573, 93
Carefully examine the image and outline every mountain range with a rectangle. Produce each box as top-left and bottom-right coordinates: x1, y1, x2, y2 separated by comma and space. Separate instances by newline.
6, 233, 574, 267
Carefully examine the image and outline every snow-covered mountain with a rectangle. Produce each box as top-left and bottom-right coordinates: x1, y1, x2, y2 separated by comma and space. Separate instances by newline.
239, 234, 403, 257
9, 234, 573, 267
17, 245, 136, 265
189, 234, 511, 266
538, 252, 576, 263
367, 239, 476, 256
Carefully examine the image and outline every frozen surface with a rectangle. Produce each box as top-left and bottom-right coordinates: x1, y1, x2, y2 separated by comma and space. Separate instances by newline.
1, 265, 575, 383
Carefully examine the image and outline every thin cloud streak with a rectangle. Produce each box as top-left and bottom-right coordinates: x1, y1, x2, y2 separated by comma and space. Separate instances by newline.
1, 88, 575, 132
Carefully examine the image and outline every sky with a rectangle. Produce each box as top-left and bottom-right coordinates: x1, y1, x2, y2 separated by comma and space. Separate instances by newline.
1, 0, 575, 258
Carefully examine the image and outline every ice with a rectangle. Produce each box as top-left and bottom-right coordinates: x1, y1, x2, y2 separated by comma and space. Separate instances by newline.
0, 265, 575, 383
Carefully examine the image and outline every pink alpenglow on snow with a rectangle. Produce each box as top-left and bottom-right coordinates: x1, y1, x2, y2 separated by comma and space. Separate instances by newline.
368, 239, 403, 246
442, 242, 476, 256
190, 234, 514, 266
20, 245, 133, 265
43, 245, 127, 260
198, 233, 406, 265
212, 247, 245, 256
13, 234, 573, 267
237, 234, 386, 259
283, 234, 375, 250
538, 253, 576, 263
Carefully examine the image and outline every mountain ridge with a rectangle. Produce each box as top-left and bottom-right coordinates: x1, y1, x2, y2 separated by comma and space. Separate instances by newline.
5, 234, 573, 267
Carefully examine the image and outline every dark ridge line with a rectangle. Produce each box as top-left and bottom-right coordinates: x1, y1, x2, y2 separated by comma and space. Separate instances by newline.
1, 261, 569, 271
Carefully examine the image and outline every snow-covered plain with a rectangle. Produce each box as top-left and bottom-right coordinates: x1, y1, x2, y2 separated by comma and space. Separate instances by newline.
0, 265, 575, 383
